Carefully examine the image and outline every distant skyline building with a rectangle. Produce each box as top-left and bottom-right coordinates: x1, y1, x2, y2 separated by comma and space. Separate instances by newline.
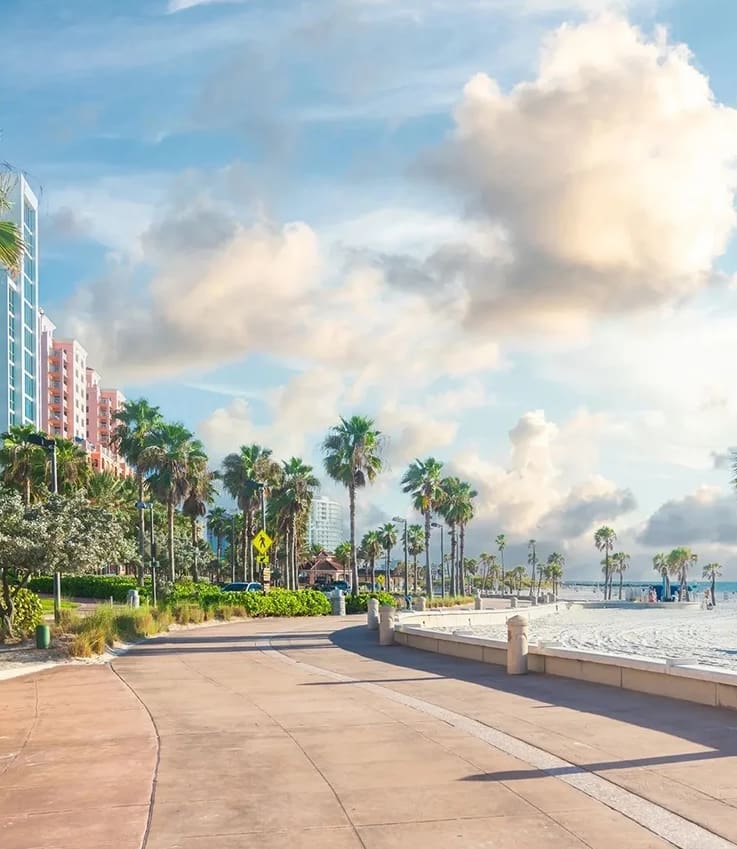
1, 175, 40, 432
307, 495, 344, 553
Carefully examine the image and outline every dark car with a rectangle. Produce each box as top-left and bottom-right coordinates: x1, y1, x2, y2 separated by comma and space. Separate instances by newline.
221, 582, 262, 593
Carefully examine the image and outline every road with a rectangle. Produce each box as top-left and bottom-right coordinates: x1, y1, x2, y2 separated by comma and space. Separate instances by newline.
2, 616, 737, 848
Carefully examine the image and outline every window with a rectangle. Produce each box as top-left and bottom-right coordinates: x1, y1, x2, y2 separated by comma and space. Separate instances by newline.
24, 301, 34, 328
9, 341, 17, 365
24, 398, 35, 421
24, 375, 34, 397
9, 389, 16, 413
24, 328, 34, 352
23, 203, 36, 233
24, 351, 34, 374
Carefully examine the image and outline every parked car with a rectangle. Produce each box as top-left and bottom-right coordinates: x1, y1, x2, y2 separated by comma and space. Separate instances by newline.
319, 580, 351, 594
221, 582, 262, 593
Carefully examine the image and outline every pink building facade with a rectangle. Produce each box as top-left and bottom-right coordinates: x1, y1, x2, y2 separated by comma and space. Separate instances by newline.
39, 320, 129, 476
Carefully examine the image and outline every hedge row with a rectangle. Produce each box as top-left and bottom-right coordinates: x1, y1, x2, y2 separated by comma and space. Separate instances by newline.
28, 575, 149, 603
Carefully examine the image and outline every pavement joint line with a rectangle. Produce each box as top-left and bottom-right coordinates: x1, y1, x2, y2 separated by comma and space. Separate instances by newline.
266, 637, 737, 849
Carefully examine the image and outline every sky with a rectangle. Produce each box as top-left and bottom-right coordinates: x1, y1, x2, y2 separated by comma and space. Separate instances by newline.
4, 0, 737, 579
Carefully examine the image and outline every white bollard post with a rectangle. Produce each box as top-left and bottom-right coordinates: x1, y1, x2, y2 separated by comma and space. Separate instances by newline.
507, 614, 529, 675
379, 604, 396, 646
413, 596, 427, 612
509, 596, 518, 609
474, 591, 482, 611
367, 597, 380, 630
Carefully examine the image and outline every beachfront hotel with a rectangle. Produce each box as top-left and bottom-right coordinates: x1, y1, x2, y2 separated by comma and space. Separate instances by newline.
0, 175, 40, 432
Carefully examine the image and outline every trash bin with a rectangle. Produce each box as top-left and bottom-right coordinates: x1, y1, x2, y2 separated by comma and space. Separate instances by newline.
35, 624, 51, 650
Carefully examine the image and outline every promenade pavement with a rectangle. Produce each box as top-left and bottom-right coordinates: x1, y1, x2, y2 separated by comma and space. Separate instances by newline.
2, 615, 737, 849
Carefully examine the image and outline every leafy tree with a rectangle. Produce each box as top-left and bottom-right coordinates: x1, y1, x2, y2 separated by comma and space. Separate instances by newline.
378, 522, 397, 589
401, 457, 444, 599
438, 476, 463, 595
140, 423, 208, 581
207, 507, 230, 570
55, 438, 91, 494
334, 541, 352, 566
270, 458, 319, 589
0, 491, 135, 637
85, 470, 137, 510
666, 547, 695, 600
611, 551, 630, 599
702, 562, 722, 607
360, 529, 382, 591
545, 552, 565, 597
182, 470, 217, 581
322, 416, 383, 597
594, 527, 617, 600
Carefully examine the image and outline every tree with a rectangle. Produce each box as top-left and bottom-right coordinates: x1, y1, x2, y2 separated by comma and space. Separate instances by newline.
221, 444, 280, 582
611, 551, 630, 600
527, 539, 538, 600
334, 541, 352, 567
0, 425, 47, 505
270, 458, 319, 590
360, 530, 382, 591
545, 552, 565, 597
85, 470, 137, 510
182, 470, 217, 581
456, 481, 477, 596
702, 562, 722, 607
594, 527, 617, 600
439, 476, 469, 595
495, 534, 506, 594
140, 423, 208, 582
653, 552, 670, 600
0, 491, 135, 637
207, 507, 230, 570
407, 524, 424, 593
322, 416, 383, 597
112, 398, 164, 583
378, 522, 398, 590
54, 438, 91, 495
0, 174, 23, 274
666, 547, 694, 600
401, 458, 444, 599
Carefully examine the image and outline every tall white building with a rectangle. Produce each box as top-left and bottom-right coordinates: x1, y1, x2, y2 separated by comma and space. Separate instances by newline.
308, 496, 344, 553
1, 175, 40, 431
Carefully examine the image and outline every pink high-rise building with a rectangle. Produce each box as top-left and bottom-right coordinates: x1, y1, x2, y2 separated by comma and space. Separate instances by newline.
39, 317, 129, 476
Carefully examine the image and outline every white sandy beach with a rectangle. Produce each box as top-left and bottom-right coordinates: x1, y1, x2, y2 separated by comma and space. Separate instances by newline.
462, 600, 737, 670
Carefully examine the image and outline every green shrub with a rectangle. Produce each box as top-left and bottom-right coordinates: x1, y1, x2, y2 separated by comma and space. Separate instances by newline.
115, 610, 157, 641
28, 575, 151, 603
345, 592, 396, 614
12, 588, 43, 635
69, 632, 93, 657
151, 607, 172, 631
55, 608, 83, 634
213, 604, 233, 620
427, 595, 474, 609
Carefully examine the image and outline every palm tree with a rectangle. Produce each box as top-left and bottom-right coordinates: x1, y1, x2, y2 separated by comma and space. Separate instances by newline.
182, 469, 218, 581
112, 398, 163, 583
702, 562, 722, 607
496, 533, 506, 594
322, 416, 383, 597
334, 541, 352, 566
407, 524, 424, 593
378, 522, 398, 591
221, 444, 280, 582
140, 422, 208, 582
611, 551, 630, 600
527, 539, 538, 600
0, 425, 47, 504
360, 529, 382, 591
653, 552, 670, 600
401, 458, 444, 599
54, 438, 91, 494
0, 177, 23, 273
86, 470, 127, 508
594, 527, 617, 600
207, 506, 230, 572
666, 547, 693, 601
439, 476, 469, 595
456, 481, 477, 596
545, 552, 565, 597
271, 458, 319, 589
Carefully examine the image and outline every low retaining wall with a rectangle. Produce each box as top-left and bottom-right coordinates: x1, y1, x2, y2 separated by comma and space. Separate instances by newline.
393, 620, 737, 711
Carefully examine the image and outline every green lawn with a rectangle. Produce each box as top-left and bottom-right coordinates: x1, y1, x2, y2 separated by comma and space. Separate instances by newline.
40, 599, 79, 614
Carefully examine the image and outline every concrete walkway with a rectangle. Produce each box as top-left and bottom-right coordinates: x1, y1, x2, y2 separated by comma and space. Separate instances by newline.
2, 617, 737, 848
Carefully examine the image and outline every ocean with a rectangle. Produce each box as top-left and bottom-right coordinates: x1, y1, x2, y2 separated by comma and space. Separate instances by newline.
563, 580, 737, 593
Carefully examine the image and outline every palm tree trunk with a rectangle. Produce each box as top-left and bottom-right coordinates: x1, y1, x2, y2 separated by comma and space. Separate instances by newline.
712, 575, 716, 607
412, 553, 418, 593
291, 514, 298, 590
167, 500, 175, 582
136, 474, 145, 586
243, 507, 252, 583
618, 570, 623, 600
604, 551, 610, 600
349, 483, 358, 596
385, 548, 390, 592
370, 555, 376, 592
424, 511, 433, 599
459, 523, 466, 596
500, 550, 505, 595
449, 526, 456, 596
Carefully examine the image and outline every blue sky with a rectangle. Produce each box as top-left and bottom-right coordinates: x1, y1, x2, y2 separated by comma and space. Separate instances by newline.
6, 0, 737, 577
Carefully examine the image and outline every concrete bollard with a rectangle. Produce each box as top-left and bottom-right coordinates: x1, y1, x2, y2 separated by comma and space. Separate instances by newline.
509, 596, 517, 609
127, 589, 140, 609
474, 592, 482, 611
379, 604, 396, 646
546, 592, 554, 604
413, 596, 427, 612
330, 589, 346, 616
367, 597, 380, 630
507, 614, 529, 675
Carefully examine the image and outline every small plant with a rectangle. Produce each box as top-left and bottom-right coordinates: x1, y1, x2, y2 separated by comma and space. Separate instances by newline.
11, 588, 43, 635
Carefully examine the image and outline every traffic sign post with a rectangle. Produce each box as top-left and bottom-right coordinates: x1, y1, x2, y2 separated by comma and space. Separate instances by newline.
252, 530, 273, 556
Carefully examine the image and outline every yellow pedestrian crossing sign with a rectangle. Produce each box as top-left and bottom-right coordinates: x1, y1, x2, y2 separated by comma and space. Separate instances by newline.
252, 530, 273, 555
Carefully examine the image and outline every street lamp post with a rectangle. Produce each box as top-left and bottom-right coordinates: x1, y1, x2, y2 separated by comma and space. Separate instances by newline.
137, 501, 157, 605
528, 539, 537, 600
231, 514, 236, 583
392, 517, 409, 599
27, 435, 60, 619
431, 521, 445, 598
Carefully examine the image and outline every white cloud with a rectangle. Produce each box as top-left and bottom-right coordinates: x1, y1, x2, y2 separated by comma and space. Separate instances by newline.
413, 16, 737, 333
167, 0, 245, 13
